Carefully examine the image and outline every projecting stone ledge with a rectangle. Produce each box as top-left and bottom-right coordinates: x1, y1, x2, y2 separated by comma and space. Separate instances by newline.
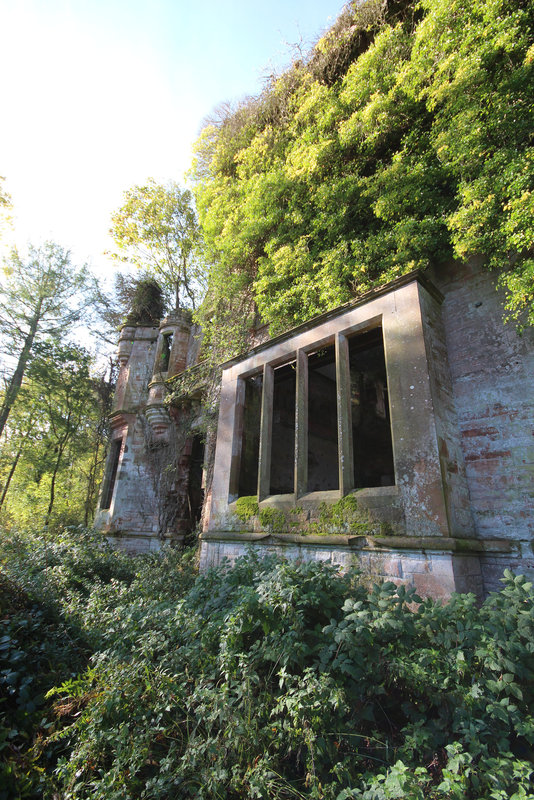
200, 530, 515, 552
198, 532, 522, 601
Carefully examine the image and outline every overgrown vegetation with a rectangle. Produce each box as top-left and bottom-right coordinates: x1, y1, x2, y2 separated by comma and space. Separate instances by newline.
233, 495, 393, 536
1, 527, 533, 799
193, 0, 533, 345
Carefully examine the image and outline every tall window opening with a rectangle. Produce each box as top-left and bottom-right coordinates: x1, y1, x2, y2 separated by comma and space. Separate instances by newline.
348, 328, 394, 487
188, 434, 205, 526
160, 333, 173, 371
270, 360, 296, 495
101, 438, 122, 510
234, 326, 395, 501
238, 373, 263, 497
307, 344, 338, 492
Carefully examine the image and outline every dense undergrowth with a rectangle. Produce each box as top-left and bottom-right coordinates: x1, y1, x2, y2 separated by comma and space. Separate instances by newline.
1, 527, 534, 799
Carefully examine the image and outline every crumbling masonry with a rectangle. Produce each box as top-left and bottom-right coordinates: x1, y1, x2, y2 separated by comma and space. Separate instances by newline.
96, 261, 534, 600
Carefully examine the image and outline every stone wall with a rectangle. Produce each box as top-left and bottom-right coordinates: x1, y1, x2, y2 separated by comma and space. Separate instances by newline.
429, 260, 534, 592
97, 263, 533, 597
95, 312, 199, 549
199, 533, 486, 600
201, 264, 534, 599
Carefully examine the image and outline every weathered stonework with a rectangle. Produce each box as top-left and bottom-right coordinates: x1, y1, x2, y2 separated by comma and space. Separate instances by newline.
200, 267, 533, 599
94, 311, 202, 552
96, 263, 533, 599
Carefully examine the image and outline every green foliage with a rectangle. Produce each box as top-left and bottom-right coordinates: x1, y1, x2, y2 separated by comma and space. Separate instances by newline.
0, 340, 103, 529
108, 179, 206, 311
0, 241, 90, 439
0, 526, 196, 797
234, 495, 380, 536
193, 0, 534, 341
126, 278, 165, 325
234, 494, 259, 521
309, 495, 371, 536
0, 571, 89, 800
2, 527, 534, 799
258, 506, 287, 532
0, 176, 12, 242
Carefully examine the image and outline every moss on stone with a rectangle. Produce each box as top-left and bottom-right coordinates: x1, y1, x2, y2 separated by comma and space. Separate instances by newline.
258, 507, 287, 533
307, 495, 375, 536
234, 496, 259, 522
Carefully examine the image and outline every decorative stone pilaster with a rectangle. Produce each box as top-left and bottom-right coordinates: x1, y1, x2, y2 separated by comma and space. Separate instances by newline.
117, 326, 135, 365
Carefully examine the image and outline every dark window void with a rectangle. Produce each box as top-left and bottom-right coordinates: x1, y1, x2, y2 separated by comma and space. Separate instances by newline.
308, 344, 338, 492
270, 360, 296, 495
348, 328, 395, 487
188, 434, 205, 526
238, 373, 263, 497
101, 438, 122, 510
160, 333, 173, 371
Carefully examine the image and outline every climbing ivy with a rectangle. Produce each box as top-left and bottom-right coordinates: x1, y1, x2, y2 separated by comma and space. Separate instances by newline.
192, 0, 534, 341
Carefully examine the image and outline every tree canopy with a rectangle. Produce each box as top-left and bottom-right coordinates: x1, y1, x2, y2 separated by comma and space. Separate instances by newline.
192, 0, 534, 340
0, 242, 89, 438
0, 340, 100, 527
108, 179, 205, 312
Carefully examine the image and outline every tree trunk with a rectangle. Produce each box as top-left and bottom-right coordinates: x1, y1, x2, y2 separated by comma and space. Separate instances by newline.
0, 300, 43, 438
83, 439, 101, 525
0, 445, 23, 510
44, 441, 65, 527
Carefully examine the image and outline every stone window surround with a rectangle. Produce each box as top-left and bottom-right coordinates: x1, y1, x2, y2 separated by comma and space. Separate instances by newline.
208, 271, 471, 539
235, 321, 390, 503
99, 428, 126, 515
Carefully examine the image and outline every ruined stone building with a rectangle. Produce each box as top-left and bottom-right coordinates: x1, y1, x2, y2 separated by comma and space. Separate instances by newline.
95, 260, 534, 601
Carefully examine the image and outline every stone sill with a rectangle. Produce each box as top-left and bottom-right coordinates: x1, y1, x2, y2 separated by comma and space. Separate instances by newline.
243, 485, 400, 511
200, 530, 515, 554
107, 531, 185, 543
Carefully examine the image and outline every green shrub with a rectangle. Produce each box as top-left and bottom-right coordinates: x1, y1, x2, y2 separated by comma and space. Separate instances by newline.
47, 558, 534, 799
0, 572, 89, 799
2, 527, 534, 799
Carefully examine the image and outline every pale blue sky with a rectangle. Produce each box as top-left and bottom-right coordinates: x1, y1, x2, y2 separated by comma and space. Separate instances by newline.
0, 0, 346, 276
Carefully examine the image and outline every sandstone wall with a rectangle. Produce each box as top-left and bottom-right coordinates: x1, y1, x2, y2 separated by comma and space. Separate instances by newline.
429, 261, 534, 592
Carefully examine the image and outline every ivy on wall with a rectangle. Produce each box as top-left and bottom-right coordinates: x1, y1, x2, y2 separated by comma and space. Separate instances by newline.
192, 0, 533, 343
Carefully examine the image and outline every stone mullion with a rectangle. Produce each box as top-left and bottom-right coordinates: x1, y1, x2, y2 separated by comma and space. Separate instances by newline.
295, 349, 308, 498
258, 363, 274, 500
336, 332, 354, 495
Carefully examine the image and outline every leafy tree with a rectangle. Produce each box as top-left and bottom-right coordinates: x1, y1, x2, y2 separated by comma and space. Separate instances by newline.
0, 341, 101, 528
89, 271, 140, 346
108, 179, 205, 311
0, 242, 89, 439
192, 0, 534, 338
0, 395, 36, 512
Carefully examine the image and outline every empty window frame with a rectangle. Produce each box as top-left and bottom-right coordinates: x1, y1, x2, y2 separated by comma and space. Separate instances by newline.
307, 344, 338, 492
348, 328, 394, 487
159, 332, 173, 372
237, 373, 263, 497
270, 360, 296, 495
100, 438, 122, 510
235, 325, 395, 499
